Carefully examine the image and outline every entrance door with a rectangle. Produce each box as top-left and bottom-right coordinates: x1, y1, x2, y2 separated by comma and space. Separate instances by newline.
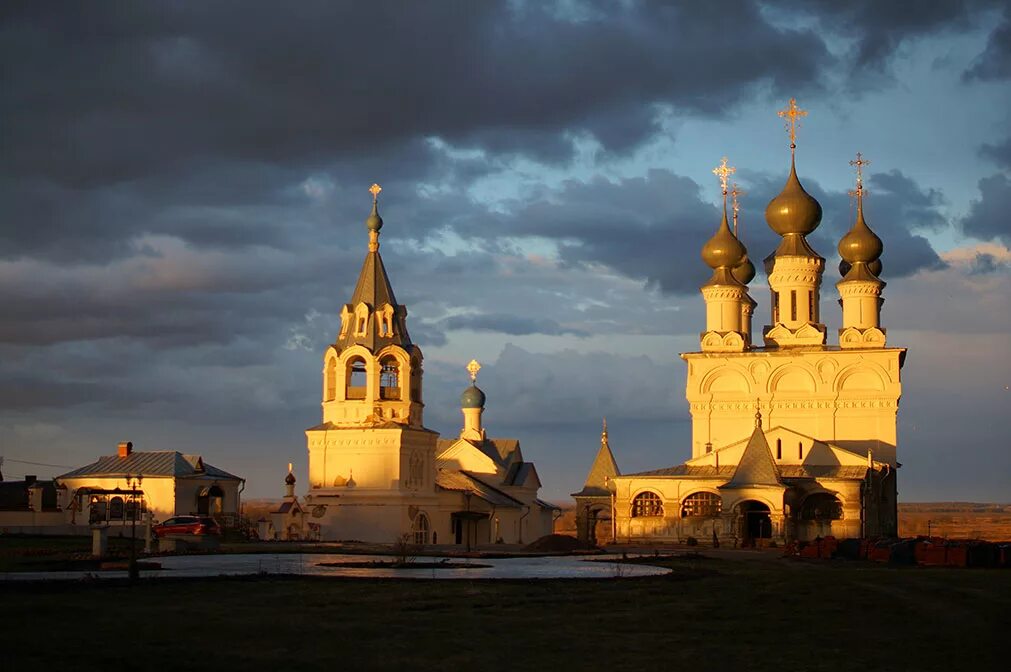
739, 501, 772, 544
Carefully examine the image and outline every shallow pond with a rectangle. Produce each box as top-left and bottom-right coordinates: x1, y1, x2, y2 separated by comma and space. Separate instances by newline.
3, 552, 670, 581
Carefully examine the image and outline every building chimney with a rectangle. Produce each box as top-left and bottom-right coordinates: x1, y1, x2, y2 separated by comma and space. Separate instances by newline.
118, 441, 133, 458
25, 474, 37, 485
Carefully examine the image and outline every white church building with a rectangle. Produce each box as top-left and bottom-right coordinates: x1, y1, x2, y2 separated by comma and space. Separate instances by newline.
576, 101, 904, 547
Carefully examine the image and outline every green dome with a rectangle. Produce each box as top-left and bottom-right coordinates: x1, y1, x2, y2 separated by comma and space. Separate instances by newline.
701, 209, 746, 269
460, 384, 486, 409
365, 202, 383, 232
838, 205, 883, 264
732, 253, 756, 285
765, 159, 822, 236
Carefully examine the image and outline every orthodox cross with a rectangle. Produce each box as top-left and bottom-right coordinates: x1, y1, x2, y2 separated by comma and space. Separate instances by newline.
730, 182, 746, 238
848, 152, 870, 205
369, 183, 382, 203
778, 97, 807, 152
712, 156, 735, 199
467, 359, 481, 383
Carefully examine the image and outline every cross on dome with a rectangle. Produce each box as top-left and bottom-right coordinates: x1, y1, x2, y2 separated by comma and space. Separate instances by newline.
848, 152, 871, 203
369, 183, 382, 202
712, 156, 735, 196
778, 97, 807, 152
466, 359, 481, 383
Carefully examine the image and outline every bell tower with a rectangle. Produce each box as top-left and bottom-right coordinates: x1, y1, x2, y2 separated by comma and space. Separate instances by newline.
320, 183, 425, 428
304, 185, 439, 541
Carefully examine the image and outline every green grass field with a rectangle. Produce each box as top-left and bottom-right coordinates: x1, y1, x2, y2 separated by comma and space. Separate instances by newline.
1, 553, 1005, 671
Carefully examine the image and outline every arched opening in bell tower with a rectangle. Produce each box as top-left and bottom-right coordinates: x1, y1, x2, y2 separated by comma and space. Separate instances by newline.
379, 356, 400, 400
346, 357, 367, 400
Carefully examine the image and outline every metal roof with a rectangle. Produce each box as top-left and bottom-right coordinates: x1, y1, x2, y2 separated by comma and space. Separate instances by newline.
435, 469, 524, 508
57, 451, 241, 481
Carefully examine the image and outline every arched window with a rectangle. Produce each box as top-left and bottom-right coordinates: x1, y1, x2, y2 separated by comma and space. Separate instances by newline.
776, 438, 782, 460
354, 304, 370, 337
680, 492, 722, 518
380, 356, 400, 400
631, 491, 663, 518
109, 496, 124, 520
324, 357, 337, 401
346, 357, 367, 400
801, 494, 843, 521
412, 512, 430, 545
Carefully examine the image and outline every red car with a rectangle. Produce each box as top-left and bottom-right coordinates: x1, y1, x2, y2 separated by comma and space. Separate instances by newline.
153, 516, 221, 538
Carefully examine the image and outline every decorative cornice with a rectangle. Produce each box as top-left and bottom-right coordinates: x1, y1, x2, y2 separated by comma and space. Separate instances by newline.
701, 286, 747, 301
690, 399, 898, 412
838, 281, 883, 297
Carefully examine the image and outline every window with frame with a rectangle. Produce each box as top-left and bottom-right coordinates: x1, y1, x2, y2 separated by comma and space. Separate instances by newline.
412, 512, 430, 545
631, 491, 663, 518
109, 496, 124, 520
680, 492, 722, 518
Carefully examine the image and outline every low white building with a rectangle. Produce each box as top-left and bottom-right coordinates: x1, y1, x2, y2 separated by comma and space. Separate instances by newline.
56, 442, 245, 528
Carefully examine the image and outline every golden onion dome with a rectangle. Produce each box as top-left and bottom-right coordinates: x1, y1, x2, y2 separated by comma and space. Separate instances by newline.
838, 203, 883, 264
702, 208, 746, 269
765, 159, 822, 236
732, 252, 756, 284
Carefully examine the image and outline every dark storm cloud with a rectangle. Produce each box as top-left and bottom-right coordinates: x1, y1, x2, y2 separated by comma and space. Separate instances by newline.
962, 173, 1011, 244
0, 0, 839, 262
963, 7, 1011, 80
980, 137, 1011, 170
1, 1, 830, 185
780, 0, 1001, 70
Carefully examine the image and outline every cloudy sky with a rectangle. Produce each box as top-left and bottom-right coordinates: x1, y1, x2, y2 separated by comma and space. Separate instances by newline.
1, 1, 1009, 502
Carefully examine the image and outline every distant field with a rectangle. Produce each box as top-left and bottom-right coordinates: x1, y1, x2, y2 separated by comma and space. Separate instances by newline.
899, 502, 1011, 541
0, 553, 1005, 671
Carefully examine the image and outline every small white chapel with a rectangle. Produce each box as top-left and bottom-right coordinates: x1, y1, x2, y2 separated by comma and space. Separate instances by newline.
273, 185, 556, 545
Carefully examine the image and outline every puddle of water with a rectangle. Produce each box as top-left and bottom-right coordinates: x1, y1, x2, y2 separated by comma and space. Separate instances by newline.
3, 553, 670, 581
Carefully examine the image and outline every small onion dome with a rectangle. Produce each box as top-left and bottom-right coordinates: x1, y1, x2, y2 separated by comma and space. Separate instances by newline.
838, 204, 883, 265
460, 384, 486, 409
765, 159, 822, 236
365, 200, 383, 232
285, 471, 296, 486
732, 253, 756, 285
839, 258, 882, 278
701, 208, 746, 269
